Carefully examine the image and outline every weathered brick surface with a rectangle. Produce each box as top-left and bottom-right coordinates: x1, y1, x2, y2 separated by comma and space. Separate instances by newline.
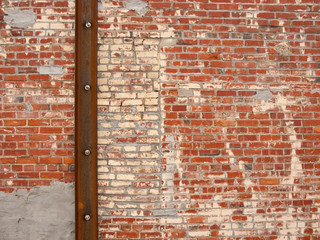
1, 0, 320, 238
0, 0, 75, 192
97, 0, 320, 239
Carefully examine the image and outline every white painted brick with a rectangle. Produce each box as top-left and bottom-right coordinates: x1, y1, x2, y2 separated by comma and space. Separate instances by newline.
118, 122, 135, 128
143, 114, 159, 120
122, 99, 142, 106
110, 181, 132, 187
115, 93, 136, 99
124, 146, 137, 152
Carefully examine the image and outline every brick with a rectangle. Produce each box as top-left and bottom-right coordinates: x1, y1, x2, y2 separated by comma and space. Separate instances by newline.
40, 172, 63, 179
1, 0, 320, 239
3, 120, 26, 126
260, 178, 280, 185
117, 232, 139, 238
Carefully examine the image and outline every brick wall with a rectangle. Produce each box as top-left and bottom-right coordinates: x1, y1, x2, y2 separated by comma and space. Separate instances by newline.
1, 0, 320, 239
97, 0, 320, 239
0, 0, 75, 192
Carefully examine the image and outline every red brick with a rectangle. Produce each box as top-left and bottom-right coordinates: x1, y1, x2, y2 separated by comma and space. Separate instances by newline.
1, 1, 320, 238
260, 179, 280, 185
40, 172, 63, 179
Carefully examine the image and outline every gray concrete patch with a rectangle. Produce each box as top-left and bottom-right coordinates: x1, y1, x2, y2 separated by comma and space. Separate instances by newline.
39, 66, 64, 75
253, 90, 274, 102
0, 182, 75, 240
124, 0, 149, 15
4, 9, 36, 29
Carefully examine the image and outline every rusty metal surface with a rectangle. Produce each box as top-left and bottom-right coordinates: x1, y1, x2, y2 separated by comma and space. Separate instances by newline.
75, 0, 98, 239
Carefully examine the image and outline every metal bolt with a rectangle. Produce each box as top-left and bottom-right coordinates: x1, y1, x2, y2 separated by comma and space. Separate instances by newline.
84, 149, 91, 156
84, 215, 91, 221
84, 85, 91, 91
85, 22, 92, 28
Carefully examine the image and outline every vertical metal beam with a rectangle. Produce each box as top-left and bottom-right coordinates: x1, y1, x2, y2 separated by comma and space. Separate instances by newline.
75, 0, 98, 239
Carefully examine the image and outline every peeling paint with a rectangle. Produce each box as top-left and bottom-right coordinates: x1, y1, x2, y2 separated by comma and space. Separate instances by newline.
226, 142, 236, 165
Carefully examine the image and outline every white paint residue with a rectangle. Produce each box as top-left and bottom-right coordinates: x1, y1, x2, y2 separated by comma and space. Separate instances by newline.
226, 142, 235, 165
282, 122, 303, 200
253, 94, 296, 113
238, 160, 246, 171
243, 179, 255, 187
160, 27, 175, 38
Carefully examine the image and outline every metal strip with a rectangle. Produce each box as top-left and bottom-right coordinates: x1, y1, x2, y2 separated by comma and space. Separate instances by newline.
75, 0, 98, 239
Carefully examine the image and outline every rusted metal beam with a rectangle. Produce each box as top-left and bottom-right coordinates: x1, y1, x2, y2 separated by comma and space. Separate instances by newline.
75, 0, 98, 239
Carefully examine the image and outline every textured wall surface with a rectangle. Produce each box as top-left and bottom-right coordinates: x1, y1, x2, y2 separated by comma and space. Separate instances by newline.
1, 0, 320, 239
0, 182, 75, 240
0, 0, 75, 239
97, 0, 320, 239
0, 0, 75, 191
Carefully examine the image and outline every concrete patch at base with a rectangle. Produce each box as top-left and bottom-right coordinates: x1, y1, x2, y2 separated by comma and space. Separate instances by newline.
4, 9, 36, 28
0, 182, 75, 240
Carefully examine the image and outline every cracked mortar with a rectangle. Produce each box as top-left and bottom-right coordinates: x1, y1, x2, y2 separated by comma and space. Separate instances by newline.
0, 182, 75, 240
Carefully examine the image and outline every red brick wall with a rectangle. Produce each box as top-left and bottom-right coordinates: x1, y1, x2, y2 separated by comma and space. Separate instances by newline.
0, 0, 75, 192
97, 0, 320, 239
1, 0, 320, 238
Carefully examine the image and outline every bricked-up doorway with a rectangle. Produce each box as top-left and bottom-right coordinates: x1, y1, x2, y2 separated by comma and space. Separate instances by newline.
75, 0, 98, 239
